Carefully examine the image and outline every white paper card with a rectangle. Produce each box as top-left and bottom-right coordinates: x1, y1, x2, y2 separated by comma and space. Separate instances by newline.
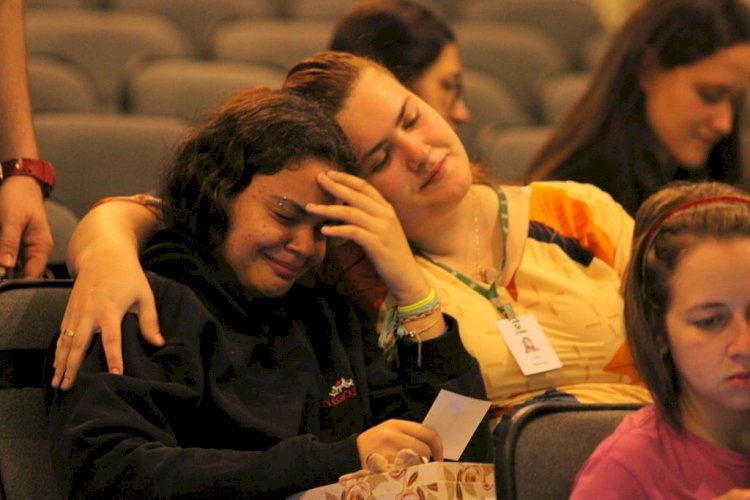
422, 389, 491, 461
497, 314, 562, 375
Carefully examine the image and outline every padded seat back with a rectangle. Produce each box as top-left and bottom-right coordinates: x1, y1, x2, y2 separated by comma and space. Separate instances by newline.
0, 280, 72, 500
123, 57, 286, 122
35, 112, 189, 218
494, 402, 643, 500
26, 8, 193, 110
210, 19, 333, 72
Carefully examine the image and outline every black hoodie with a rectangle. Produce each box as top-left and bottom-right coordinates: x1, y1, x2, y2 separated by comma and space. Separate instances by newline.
48, 230, 490, 498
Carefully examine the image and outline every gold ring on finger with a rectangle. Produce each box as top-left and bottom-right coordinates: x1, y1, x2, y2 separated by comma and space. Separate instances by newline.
62, 328, 76, 338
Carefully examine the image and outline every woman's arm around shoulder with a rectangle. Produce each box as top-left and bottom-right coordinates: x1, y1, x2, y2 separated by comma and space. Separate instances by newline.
53, 196, 164, 390
50, 275, 364, 497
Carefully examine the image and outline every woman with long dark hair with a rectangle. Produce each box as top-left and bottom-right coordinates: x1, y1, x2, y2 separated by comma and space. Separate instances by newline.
525, 0, 750, 215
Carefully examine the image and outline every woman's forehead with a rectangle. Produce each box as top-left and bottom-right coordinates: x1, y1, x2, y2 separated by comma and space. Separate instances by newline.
353, 67, 407, 101
340, 69, 412, 128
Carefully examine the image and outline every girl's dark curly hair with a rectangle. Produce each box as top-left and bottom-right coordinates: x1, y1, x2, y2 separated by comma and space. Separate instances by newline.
160, 87, 358, 248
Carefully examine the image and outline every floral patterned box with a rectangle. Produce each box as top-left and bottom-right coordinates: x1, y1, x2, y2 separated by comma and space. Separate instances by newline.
287, 462, 495, 499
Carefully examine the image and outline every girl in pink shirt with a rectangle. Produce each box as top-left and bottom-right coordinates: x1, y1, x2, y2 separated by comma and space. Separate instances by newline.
571, 181, 750, 499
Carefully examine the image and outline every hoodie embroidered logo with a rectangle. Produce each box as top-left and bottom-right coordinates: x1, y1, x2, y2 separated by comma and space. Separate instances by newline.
323, 377, 358, 407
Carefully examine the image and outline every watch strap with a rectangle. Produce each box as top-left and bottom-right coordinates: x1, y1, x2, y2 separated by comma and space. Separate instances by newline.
0, 158, 57, 197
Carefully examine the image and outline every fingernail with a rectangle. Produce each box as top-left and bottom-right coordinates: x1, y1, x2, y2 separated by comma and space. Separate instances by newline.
51, 375, 59, 388
110, 368, 121, 375
0, 253, 14, 268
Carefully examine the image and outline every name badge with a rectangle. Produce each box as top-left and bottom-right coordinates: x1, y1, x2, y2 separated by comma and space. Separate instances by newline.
497, 314, 562, 375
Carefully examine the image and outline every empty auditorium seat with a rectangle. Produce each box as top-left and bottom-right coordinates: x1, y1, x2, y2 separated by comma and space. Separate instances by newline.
34, 113, 189, 217
111, 0, 280, 56
0, 279, 72, 500
25, 8, 194, 110
122, 57, 286, 122
28, 56, 97, 113
582, 32, 612, 71
284, 0, 356, 20
210, 18, 334, 72
475, 125, 552, 183
460, 68, 533, 163
44, 200, 79, 275
537, 72, 591, 125
454, 22, 569, 118
463, 0, 605, 70
284, 0, 457, 20
494, 402, 643, 500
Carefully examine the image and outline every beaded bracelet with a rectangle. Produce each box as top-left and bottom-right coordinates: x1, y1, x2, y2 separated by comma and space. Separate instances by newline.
91, 193, 164, 218
397, 288, 436, 313
399, 316, 442, 367
399, 303, 441, 324
378, 288, 443, 364
397, 288, 438, 320
378, 304, 440, 367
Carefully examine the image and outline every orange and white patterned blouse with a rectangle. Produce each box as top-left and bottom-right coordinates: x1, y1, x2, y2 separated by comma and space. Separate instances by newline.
322, 181, 652, 425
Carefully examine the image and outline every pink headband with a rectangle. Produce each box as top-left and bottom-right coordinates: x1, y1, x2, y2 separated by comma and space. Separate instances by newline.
640, 195, 750, 283
643, 195, 750, 246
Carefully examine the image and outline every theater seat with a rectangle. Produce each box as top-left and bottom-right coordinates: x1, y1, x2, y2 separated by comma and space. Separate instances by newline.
475, 125, 551, 184
122, 57, 286, 122
0, 280, 72, 500
25, 8, 193, 110
35, 112, 188, 218
494, 401, 643, 500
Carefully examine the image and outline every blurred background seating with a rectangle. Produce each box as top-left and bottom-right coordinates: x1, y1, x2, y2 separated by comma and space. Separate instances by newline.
35, 113, 188, 218
453, 22, 570, 121
121, 57, 286, 122
110, 0, 281, 56
209, 18, 333, 73
28, 56, 98, 113
25, 8, 193, 111
463, 0, 605, 71
475, 125, 553, 184
460, 68, 534, 162
537, 72, 592, 125
22, 0, 650, 217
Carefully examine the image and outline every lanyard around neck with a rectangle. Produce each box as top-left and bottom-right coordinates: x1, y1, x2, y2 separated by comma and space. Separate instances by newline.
417, 185, 509, 306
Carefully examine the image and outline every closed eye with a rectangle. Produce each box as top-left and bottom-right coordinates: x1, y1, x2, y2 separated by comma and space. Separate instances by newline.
691, 312, 729, 332
370, 147, 393, 173
699, 89, 725, 105
274, 212, 297, 225
404, 109, 421, 129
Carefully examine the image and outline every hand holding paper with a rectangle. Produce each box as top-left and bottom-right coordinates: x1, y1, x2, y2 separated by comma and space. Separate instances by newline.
422, 389, 491, 461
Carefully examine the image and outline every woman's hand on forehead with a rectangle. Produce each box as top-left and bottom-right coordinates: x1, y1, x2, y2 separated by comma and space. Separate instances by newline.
306, 170, 430, 305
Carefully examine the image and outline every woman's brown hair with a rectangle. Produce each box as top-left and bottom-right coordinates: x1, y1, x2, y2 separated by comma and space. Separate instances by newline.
329, 0, 455, 87
525, 0, 750, 214
623, 180, 750, 428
